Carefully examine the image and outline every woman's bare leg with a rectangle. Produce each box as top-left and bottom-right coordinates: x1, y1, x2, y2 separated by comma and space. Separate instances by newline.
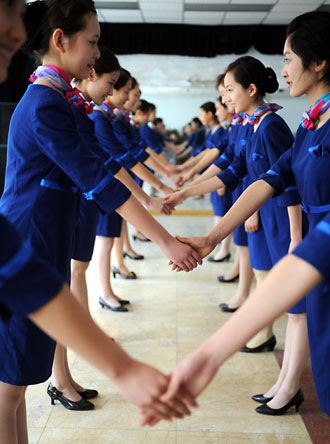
266, 313, 309, 409
70, 259, 90, 312
0, 382, 27, 444
16, 393, 28, 444
122, 221, 141, 257
94, 235, 122, 307
223, 246, 253, 308
50, 344, 81, 401
245, 269, 274, 348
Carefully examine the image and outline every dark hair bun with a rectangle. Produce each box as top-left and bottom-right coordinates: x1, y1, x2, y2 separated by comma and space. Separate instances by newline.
264, 67, 278, 94
22, 1, 48, 53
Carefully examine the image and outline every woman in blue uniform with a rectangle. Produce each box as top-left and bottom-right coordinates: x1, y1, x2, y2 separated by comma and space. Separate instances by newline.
0, 1, 196, 441
0, 0, 201, 417
167, 56, 302, 353
185, 75, 254, 308
177, 102, 221, 177
170, 12, 330, 416
71, 48, 173, 313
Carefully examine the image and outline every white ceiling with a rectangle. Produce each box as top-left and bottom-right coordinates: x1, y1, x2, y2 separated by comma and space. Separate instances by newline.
95, 0, 330, 25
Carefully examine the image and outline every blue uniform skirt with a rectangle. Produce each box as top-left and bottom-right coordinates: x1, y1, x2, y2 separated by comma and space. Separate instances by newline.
97, 211, 122, 238
0, 185, 81, 385
251, 199, 306, 314
72, 199, 99, 262
210, 189, 232, 217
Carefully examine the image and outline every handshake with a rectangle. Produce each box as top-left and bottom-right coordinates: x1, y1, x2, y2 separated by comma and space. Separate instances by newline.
114, 345, 218, 426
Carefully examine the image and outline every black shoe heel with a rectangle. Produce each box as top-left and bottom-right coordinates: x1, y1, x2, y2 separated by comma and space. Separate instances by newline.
240, 335, 276, 353
47, 383, 94, 411
208, 253, 231, 263
111, 265, 137, 280
98, 297, 128, 312
255, 389, 304, 416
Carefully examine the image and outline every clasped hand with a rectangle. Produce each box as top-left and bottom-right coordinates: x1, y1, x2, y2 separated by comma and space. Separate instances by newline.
137, 347, 218, 426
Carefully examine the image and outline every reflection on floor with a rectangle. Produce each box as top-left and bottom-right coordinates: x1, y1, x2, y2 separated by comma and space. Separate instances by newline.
27, 215, 327, 443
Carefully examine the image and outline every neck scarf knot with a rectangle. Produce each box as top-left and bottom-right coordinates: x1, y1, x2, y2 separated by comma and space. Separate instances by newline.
29, 65, 93, 115
247, 103, 282, 125
301, 91, 330, 131
231, 112, 248, 126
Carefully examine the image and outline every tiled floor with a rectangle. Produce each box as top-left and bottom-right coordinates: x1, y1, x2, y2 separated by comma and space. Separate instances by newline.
26, 213, 321, 443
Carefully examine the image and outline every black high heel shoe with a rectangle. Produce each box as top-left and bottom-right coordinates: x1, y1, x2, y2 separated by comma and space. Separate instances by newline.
255, 389, 304, 415
132, 234, 151, 242
252, 394, 273, 404
47, 383, 94, 410
111, 265, 137, 280
218, 274, 239, 283
77, 389, 99, 400
123, 251, 144, 260
240, 335, 276, 353
219, 303, 239, 313
208, 253, 231, 263
98, 297, 128, 312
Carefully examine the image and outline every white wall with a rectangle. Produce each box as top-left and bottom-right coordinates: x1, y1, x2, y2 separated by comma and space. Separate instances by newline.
118, 50, 310, 134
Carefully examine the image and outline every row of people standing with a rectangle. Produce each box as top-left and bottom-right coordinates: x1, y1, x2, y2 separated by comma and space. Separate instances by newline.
1, 3, 329, 443
166, 10, 330, 417
0, 1, 202, 442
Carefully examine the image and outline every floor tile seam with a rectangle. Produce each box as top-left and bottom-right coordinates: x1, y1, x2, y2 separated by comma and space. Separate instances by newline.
175, 429, 313, 437
36, 426, 176, 431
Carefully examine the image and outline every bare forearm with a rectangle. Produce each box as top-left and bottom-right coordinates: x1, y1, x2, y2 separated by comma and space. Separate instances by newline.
146, 148, 171, 169
114, 167, 150, 207
206, 180, 274, 247
180, 152, 203, 171
182, 176, 224, 200
29, 286, 132, 380
189, 164, 221, 186
131, 163, 165, 191
144, 153, 170, 178
116, 195, 172, 249
288, 205, 302, 243
189, 148, 220, 176
198, 254, 321, 369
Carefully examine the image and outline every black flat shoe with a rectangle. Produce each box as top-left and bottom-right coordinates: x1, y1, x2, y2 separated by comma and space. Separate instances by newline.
123, 251, 144, 260
47, 383, 94, 411
133, 234, 151, 242
98, 297, 128, 312
252, 394, 273, 404
220, 303, 239, 313
255, 389, 304, 415
111, 265, 137, 279
218, 274, 239, 283
208, 253, 231, 263
77, 389, 99, 400
240, 335, 276, 353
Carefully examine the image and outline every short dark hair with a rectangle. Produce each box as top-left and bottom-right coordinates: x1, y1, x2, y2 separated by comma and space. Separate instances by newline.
216, 73, 225, 88
286, 11, 330, 86
200, 101, 216, 115
137, 99, 151, 113
94, 46, 120, 76
225, 56, 278, 99
114, 68, 131, 90
23, 0, 97, 57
